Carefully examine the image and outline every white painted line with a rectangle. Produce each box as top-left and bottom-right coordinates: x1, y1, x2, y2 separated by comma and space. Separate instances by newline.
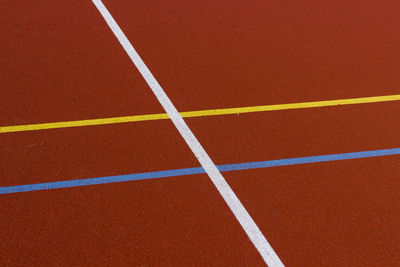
91, 1, 284, 266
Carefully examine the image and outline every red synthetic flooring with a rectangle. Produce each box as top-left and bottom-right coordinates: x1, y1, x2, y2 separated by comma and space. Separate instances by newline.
225, 156, 400, 266
103, 0, 400, 110
1, 174, 265, 265
0, 121, 198, 186
0, 0, 163, 125
1, 0, 400, 266
186, 101, 400, 165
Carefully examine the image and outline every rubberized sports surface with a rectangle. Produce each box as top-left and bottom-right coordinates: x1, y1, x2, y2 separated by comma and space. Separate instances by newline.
1, 1, 400, 266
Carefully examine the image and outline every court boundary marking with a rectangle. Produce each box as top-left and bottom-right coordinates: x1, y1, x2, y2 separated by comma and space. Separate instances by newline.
92, 0, 283, 265
1, 94, 400, 133
2, 147, 398, 193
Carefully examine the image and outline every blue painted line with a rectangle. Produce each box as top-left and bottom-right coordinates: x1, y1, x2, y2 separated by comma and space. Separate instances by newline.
217, 148, 400, 172
0, 167, 204, 194
1, 148, 399, 194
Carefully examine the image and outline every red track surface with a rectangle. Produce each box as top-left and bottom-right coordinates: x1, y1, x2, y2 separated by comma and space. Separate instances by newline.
1, 0, 400, 266
226, 156, 400, 266
186, 102, 400, 164
0, 121, 198, 186
0, 0, 163, 125
103, 0, 400, 110
1, 175, 265, 265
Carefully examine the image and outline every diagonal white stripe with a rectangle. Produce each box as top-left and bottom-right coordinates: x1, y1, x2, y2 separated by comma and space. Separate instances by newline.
91, 1, 284, 265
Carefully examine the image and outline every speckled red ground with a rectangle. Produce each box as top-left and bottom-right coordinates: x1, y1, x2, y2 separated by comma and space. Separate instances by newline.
1, 0, 399, 266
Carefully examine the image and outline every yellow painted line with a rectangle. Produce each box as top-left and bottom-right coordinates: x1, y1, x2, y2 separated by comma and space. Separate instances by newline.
0, 114, 170, 133
1, 94, 400, 133
180, 94, 400, 117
